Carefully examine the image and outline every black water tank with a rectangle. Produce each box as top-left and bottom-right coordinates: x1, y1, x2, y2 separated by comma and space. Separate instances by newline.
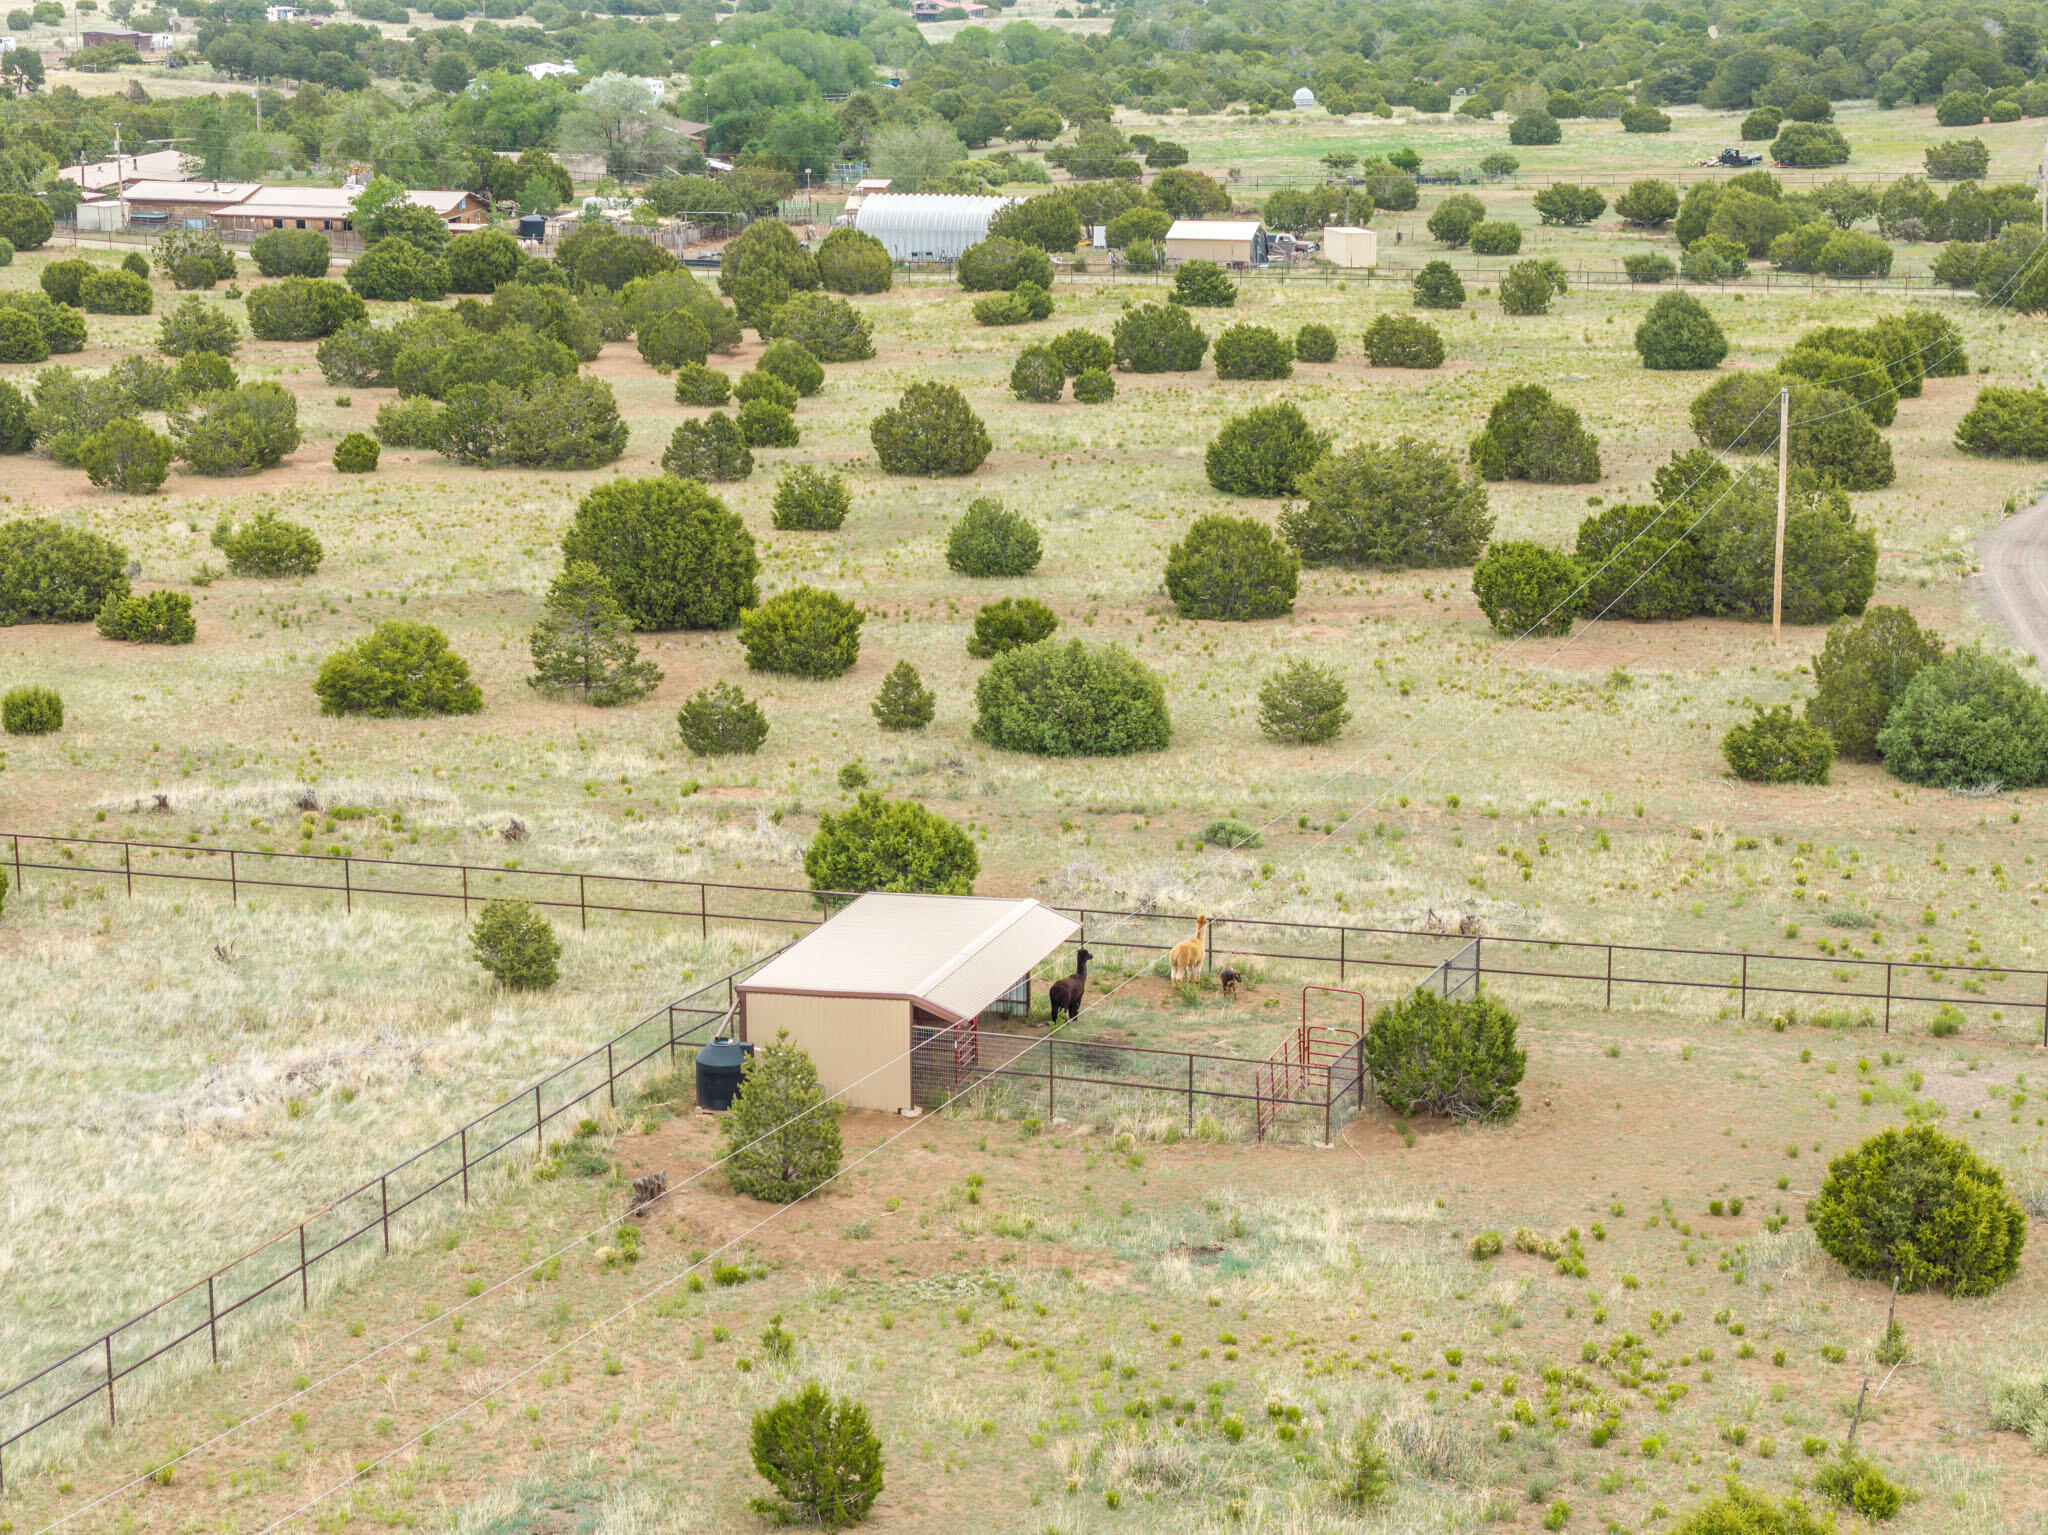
695, 1037, 753, 1111
518, 213, 548, 241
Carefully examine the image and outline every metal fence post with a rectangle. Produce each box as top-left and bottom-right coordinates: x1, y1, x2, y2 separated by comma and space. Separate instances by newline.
380, 1176, 389, 1255
12, 833, 22, 895
460, 1128, 469, 1205
1740, 953, 1749, 1018
461, 865, 469, 919
1338, 928, 1346, 983
1186, 1053, 1194, 1133
535, 1085, 544, 1153
300, 1225, 308, 1307
668, 1005, 678, 1068
1605, 945, 1613, 1009
1474, 937, 1483, 996
229, 848, 237, 906
105, 1336, 114, 1426
1883, 963, 1892, 1034
606, 1042, 616, 1107
579, 874, 588, 931
1047, 1040, 1055, 1120
699, 882, 707, 939
124, 843, 132, 898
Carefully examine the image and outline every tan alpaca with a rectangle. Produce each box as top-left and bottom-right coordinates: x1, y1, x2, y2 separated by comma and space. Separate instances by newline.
1169, 914, 1209, 983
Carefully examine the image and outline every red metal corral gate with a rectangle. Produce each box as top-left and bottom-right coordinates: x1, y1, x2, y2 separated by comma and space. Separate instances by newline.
1254, 986, 1366, 1142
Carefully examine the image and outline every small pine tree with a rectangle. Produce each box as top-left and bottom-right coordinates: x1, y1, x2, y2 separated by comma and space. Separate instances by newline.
470, 899, 561, 989
748, 1382, 884, 1529
1258, 659, 1350, 744
528, 560, 663, 705
678, 681, 769, 756
872, 660, 935, 731
1335, 1418, 1393, 1508
725, 1032, 843, 1203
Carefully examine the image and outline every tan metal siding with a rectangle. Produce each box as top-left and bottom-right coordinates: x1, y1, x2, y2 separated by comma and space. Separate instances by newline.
1165, 236, 1252, 264
1322, 227, 1378, 267
743, 993, 912, 1112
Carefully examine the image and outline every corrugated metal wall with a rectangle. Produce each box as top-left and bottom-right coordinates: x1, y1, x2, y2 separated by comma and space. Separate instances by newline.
742, 992, 912, 1112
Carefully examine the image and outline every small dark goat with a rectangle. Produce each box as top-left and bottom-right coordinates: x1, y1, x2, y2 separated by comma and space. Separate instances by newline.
1219, 966, 1242, 997
1049, 948, 1093, 1025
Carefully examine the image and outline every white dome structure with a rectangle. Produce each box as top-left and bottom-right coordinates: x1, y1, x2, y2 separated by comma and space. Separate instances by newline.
853, 193, 1017, 261
1293, 86, 1317, 108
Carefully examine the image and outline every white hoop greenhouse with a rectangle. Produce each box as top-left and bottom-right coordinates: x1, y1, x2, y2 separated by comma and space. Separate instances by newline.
854, 193, 1018, 261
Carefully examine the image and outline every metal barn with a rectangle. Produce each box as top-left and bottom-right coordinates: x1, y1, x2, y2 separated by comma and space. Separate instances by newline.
1164, 219, 1269, 266
733, 893, 1078, 1112
853, 193, 1017, 261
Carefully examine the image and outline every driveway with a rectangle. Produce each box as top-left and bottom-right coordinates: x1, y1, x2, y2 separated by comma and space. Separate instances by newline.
1978, 495, 2048, 670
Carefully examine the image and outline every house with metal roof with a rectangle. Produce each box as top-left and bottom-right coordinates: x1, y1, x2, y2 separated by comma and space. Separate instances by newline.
852, 192, 1015, 261
734, 893, 1078, 1112
1164, 218, 1268, 266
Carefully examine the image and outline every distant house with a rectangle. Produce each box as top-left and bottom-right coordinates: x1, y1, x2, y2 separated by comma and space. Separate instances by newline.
59, 147, 187, 193
842, 177, 891, 214
263, 4, 300, 19
211, 184, 489, 234
1163, 218, 1269, 266
525, 60, 577, 81
911, 0, 988, 18
82, 28, 173, 52
855, 193, 1015, 260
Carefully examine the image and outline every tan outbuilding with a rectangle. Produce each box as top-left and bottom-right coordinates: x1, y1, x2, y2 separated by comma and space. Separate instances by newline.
733, 893, 1079, 1112
1163, 218, 1269, 266
1321, 225, 1379, 268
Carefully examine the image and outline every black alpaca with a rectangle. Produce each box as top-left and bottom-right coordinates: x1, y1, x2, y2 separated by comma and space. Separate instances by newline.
1049, 948, 1093, 1024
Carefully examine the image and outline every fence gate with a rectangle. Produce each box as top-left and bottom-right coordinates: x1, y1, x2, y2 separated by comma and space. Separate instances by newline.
1423, 939, 1480, 1001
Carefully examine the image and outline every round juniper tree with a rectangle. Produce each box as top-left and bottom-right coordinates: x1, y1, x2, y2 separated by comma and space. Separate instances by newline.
804, 792, 978, 895
870, 382, 991, 475
1470, 540, 1583, 635
1806, 606, 1944, 761
772, 465, 852, 531
1163, 514, 1300, 619
1257, 658, 1350, 744
1111, 303, 1208, 372
314, 621, 483, 717
528, 560, 663, 705
1809, 1126, 2026, 1294
739, 586, 863, 678
1009, 345, 1065, 402
946, 499, 1041, 576
1211, 323, 1293, 380
723, 1033, 842, 1203
1283, 438, 1492, 568
560, 476, 759, 631
1721, 705, 1834, 784
677, 680, 769, 755
973, 639, 1171, 756
871, 660, 936, 731
470, 899, 561, 989
1411, 260, 1466, 309
1635, 292, 1729, 370
749, 1383, 884, 1530
1204, 403, 1331, 497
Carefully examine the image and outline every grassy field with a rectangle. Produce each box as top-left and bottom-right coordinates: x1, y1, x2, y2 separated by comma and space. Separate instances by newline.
1, 992, 2044, 1533
3, 93, 2048, 1527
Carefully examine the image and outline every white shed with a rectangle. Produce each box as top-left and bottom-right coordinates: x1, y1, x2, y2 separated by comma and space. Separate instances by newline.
1322, 225, 1379, 268
1164, 218, 1269, 266
735, 893, 1079, 1112
854, 192, 1016, 260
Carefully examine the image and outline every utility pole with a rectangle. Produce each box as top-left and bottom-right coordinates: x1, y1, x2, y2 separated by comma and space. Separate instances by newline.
112, 121, 126, 234
1771, 385, 1789, 644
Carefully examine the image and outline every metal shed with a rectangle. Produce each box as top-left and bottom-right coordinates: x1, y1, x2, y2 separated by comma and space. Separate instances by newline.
854, 192, 1016, 261
1164, 219, 1269, 266
734, 893, 1079, 1112
1322, 225, 1379, 268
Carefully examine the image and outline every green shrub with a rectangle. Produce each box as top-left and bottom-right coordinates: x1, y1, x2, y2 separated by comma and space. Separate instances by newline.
1681, 233, 1750, 281
870, 381, 990, 476
1722, 705, 1834, 784
772, 465, 850, 531
1112, 303, 1208, 372
333, 432, 379, 473
0, 380, 28, 453
972, 282, 1053, 325
1574, 503, 1700, 620
947, 498, 1041, 576
1693, 476, 1877, 624
967, 596, 1058, 657
678, 680, 769, 755
172, 381, 301, 475
1807, 606, 1944, 761
314, 620, 483, 717
527, 560, 661, 705
636, 307, 710, 372
1362, 314, 1446, 368
1212, 323, 1293, 380
1009, 345, 1065, 402
1624, 252, 1677, 283
106, 355, 178, 411
1876, 648, 2048, 788
156, 295, 240, 358
0, 307, 45, 365
562, 475, 757, 631
1171, 259, 1237, 307
153, 227, 237, 289
1049, 328, 1114, 376
1636, 292, 1728, 369
872, 661, 935, 732
1257, 658, 1349, 744
719, 219, 820, 325
724, 1034, 843, 1203
346, 239, 449, 302
439, 377, 629, 469
374, 396, 446, 450
1165, 514, 1298, 620
443, 229, 522, 294
1772, 122, 1851, 168
470, 900, 560, 989
1335, 1419, 1392, 1509
1471, 385, 1600, 483
250, 228, 332, 279
1205, 402, 1330, 497
1925, 137, 1990, 180
1810, 1452, 1905, 1521
1498, 259, 1564, 315
673, 362, 733, 407
1672, 1482, 1835, 1535
738, 398, 799, 449
1427, 193, 1486, 246
247, 277, 367, 341
214, 512, 323, 577
174, 351, 237, 397
1364, 988, 1526, 1121
78, 417, 173, 493
740, 585, 862, 678
973, 639, 1171, 756
39, 258, 90, 306
1988, 1377, 2048, 1450
1, 684, 62, 734
2, 294, 86, 356
761, 291, 875, 362
0, 194, 54, 251
1282, 437, 1492, 570
1072, 367, 1115, 403
758, 340, 825, 397
0, 517, 129, 623
1781, 345, 1897, 426
816, 227, 892, 294
1509, 110, 1561, 145
96, 589, 193, 643
1201, 817, 1261, 849
1467, 219, 1522, 255
1471, 541, 1582, 635
0, 237, 13, 268
1412, 260, 1466, 309
805, 792, 977, 896
78, 268, 152, 315
1955, 386, 2048, 457
1808, 1125, 2026, 1294
957, 236, 1053, 292
1615, 179, 1681, 227
316, 322, 397, 387
1294, 323, 1337, 363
